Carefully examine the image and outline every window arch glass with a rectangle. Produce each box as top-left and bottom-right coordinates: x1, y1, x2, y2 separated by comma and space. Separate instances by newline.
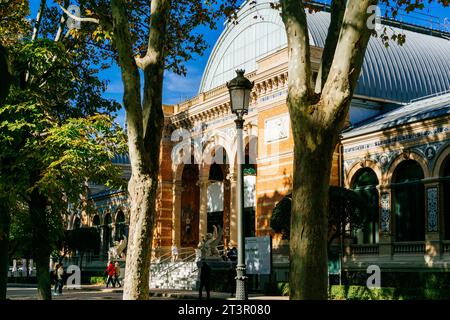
103, 213, 112, 249
115, 211, 126, 241
392, 160, 425, 242
351, 168, 379, 244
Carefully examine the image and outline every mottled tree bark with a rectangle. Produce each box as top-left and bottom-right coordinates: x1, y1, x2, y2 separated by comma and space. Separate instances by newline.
29, 189, 52, 300
281, 0, 376, 300
111, 0, 169, 300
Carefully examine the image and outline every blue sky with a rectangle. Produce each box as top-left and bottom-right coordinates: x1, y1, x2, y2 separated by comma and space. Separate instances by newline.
29, 1, 449, 127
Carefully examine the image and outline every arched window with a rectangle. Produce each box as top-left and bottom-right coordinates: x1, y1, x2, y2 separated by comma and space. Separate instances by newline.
103, 213, 112, 249
115, 211, 126, 241
351, 168, 379, 244
392, 160, 425, 242
442, 157, 450, 240
181, 164, 200, 247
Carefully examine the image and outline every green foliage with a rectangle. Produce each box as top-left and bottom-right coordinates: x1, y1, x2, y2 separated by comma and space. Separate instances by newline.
89, 276, 105, 285
329, 286, 397, 300
0, 0, 30, 46
0, 7, 125, 271
270, 195, 291, 240
9, 200, 64, 259
0, 37, 126, 202
277, 282, 290, 296
329, 285, 450, 300
271, 187, 367, 242
67, 0, 241, 76
8, 202, 32, 259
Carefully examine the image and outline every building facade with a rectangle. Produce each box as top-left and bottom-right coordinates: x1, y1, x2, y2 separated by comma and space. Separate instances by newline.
82, 0, 449, 274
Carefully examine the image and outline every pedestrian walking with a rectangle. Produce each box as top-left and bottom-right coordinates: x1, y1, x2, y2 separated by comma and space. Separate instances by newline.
53, 263, 59, 295
198, 260, 211, 300
105, 261, 116, 288
114, 261, 122, 287
54, 263, 64, 295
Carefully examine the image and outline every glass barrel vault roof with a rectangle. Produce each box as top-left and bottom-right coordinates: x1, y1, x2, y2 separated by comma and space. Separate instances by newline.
199, 0, 450, 103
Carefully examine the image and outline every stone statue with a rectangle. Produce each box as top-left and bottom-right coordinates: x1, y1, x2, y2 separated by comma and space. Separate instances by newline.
197, 225, 222, 258
108, 236, 127, 261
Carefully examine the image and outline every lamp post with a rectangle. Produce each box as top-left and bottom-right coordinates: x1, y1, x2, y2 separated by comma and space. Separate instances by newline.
227, 70, 254, 300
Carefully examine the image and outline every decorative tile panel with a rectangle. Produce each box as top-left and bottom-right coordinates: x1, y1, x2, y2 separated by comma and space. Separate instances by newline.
427, 187, 438, 232
381, 193, 391, 234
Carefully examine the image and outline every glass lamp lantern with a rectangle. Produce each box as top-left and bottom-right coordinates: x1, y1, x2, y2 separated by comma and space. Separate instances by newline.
227, 70, 254, 117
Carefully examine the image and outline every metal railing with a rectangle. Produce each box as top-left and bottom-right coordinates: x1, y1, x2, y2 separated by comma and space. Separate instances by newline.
150, 244, 228, 283
350, 244, 380, 255
151, 248, 197, 278
393, 242, 425, 254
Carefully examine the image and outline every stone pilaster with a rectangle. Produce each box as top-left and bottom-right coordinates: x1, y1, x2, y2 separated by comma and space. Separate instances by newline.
228, 172, 238, 245
197, 177, 210, 242
172, 181, 183, 247
379, 188, 393, 257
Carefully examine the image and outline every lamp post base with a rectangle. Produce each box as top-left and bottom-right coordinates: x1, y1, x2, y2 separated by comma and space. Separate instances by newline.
235, 264, 248, 300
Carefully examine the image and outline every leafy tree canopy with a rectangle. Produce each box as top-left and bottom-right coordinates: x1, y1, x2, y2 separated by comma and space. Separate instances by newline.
55, 0, 241, 75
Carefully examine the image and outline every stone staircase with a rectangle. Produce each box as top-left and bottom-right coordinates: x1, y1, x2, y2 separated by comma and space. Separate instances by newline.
150, 261, 199, 290
149, 247, 200, 290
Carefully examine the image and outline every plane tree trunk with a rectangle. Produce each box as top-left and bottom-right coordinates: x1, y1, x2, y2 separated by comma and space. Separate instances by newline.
280, 0, 376, 300
29, 189, 52, 300
111, 0, 169, 300
0, 200, 10, 300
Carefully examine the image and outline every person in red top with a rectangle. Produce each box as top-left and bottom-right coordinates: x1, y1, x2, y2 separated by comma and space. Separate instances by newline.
105, 261, 116, 288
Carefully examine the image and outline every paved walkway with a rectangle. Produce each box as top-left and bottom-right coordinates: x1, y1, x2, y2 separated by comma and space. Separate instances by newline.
6, 284, 288, 300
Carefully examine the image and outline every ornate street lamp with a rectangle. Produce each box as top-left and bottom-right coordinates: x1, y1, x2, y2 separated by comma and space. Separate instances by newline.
227, 70, 254, 300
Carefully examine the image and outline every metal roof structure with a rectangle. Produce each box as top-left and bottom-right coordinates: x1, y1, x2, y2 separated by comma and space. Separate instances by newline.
199, 0, 450, 103
342, 91, 450, 139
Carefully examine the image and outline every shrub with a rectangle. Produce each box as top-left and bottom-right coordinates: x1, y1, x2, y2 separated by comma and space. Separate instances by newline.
90, 276, 105, 285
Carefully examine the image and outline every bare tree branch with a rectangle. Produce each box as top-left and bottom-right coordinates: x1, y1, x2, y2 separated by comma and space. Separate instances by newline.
58, 3, 99, 24
321, 0, 378, 126
280, 0, 313, 106
315, 0, 346, 93
32, 0, 47, 41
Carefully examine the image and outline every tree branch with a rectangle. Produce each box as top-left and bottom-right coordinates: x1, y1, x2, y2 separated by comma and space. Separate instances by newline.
315, 0, 346, 93
280, 0, 313, 106
141, 0, 171, 168
111, 0, 145, 172
321, 0, 378, 126
55, 0, 69, 42
58, 3, 99, 24
32, 0, 47, 41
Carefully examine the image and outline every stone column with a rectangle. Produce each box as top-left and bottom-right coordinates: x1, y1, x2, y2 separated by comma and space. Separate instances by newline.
379, 188, 393, 257
172, 180, 183, 248
223, 178, 231, 247
228, 172, 238, 245
198, 177, 210, 243
425, 183, 440, 259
